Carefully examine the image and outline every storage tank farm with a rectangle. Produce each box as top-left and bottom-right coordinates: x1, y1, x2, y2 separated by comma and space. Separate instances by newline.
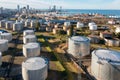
23, 43, 40, 58
91, 49, 120, 80
68, 36, 90, 58
22, 57, 48, 80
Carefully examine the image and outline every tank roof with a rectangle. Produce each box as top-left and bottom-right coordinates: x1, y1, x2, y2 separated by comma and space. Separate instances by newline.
23, 57, 47, 70
1, 33, 11, 35
93, 49, 120, 64
24, 30, 34, 32
70, 36, 89, 42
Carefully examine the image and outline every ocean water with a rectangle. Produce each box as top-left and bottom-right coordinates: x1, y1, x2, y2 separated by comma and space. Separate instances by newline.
64, 9, 120, 17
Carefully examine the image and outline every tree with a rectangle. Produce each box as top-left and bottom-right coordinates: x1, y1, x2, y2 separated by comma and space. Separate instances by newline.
116, 32, 120, 38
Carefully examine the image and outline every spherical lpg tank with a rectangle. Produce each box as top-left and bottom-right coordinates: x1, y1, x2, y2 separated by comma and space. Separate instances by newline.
1, 33, 12, 41
0, 52, 2, 66
23, 30, 34, 36
91, 49, 120, 80
77, 22, 84, 29
23, 43, 40, 57
23, 35, 37, 44
0, 39, 8, 52
64, 22, 71, 27
13, 22, 23, 31
5, 21, 13, 30
89, 24, 97, 30
68, 36, 90, 58
22, 57, 48, 80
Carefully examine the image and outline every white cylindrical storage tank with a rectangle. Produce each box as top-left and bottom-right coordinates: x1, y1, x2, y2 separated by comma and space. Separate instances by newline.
22, 57, 48, 80
89, 24, 97, 30
76, 22, 84, 29
23, 30, 34, 36
91, 49, 120, 80
0, 52, 2, 66
23, 43, 40, 57
64, 22, 71, 27
115, 27, 120, 33
0, 33, 12, 41
13, 22, 23, 31
30, 21, 36, 28
5, 21, 13, 30
0, 39, 8, 52
25, 20, 31, 27
23, 35, 37, 44
105, 39, 120, 47
53, 28, 57, 34
68, 36, 90, 57
0, 20, 6, 28
88, 22, 96, 27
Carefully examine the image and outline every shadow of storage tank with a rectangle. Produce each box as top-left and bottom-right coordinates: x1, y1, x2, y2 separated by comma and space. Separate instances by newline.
91, 49, 120, 80
68, 36, 90, 58
22, 57, 48, 80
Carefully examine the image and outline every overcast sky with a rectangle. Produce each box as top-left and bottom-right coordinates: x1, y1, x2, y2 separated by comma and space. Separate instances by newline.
0, 0, 120, 9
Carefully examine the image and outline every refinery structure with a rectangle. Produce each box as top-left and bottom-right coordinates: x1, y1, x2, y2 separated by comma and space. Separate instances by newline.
0, 4, 120, 80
